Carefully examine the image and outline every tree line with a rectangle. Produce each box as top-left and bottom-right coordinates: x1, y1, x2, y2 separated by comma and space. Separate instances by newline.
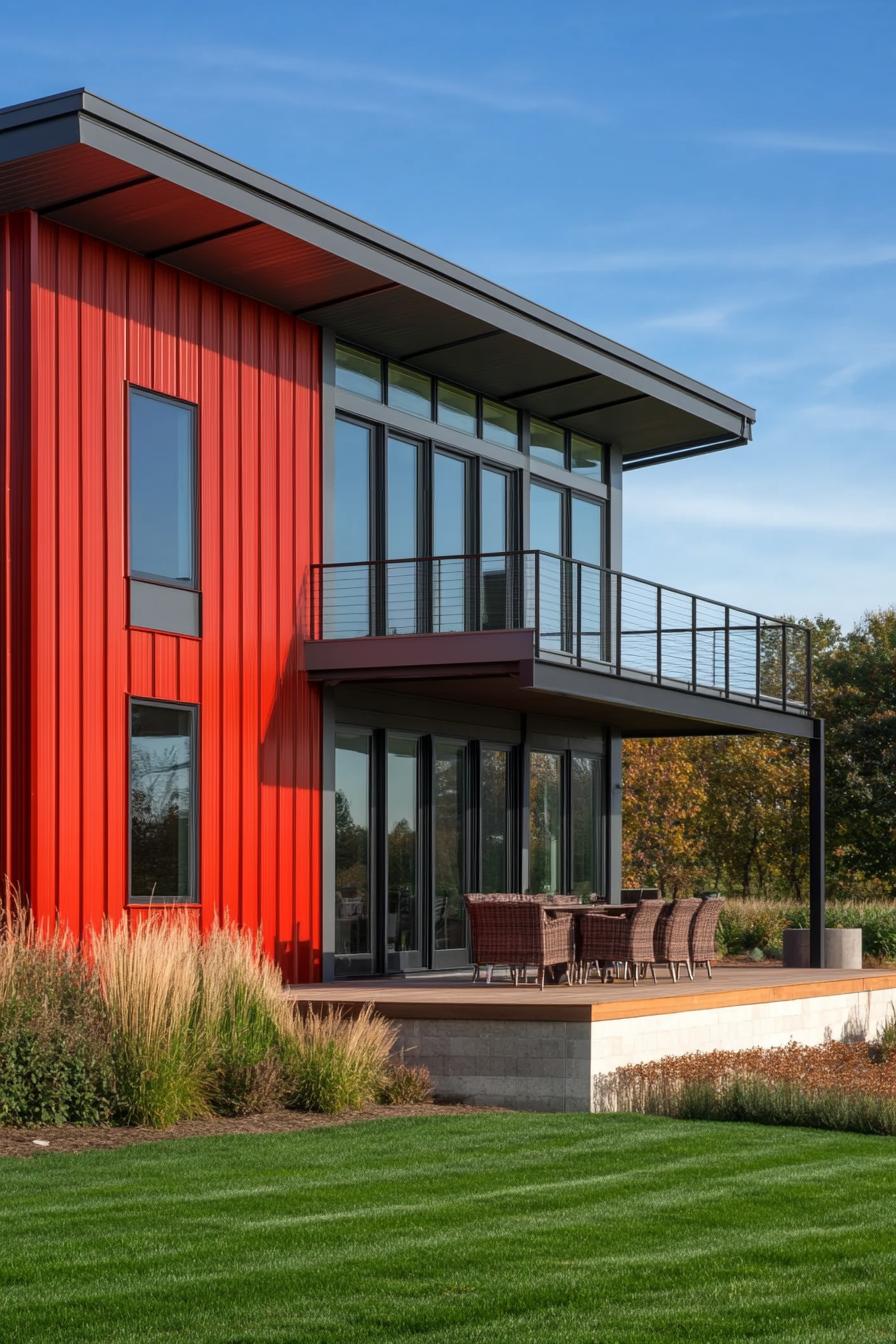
622, 608, 896, 900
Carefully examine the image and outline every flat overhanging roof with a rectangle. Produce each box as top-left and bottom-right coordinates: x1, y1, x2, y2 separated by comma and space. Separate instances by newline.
0, 88, 756, 463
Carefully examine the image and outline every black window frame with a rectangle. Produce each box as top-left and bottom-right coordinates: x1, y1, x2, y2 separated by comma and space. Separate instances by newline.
127, 696, 199, 906
127, 385, 200, 592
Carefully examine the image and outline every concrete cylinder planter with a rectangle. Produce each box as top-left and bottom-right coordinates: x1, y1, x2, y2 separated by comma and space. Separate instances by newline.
782, 927, 863, 970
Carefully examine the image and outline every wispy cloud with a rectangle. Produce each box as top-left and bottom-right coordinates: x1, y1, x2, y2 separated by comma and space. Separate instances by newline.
627, 488, 896, 535
184, 46, 607, 120
639, 300, 762, 333
716, 129, 896, 155
480, 239, 896, 278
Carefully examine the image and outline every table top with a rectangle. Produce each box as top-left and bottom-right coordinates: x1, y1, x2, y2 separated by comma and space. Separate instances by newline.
544, 902, 639, 914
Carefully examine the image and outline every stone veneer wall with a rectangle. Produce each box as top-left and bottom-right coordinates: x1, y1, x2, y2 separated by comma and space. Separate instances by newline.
394, 985, 896, 1113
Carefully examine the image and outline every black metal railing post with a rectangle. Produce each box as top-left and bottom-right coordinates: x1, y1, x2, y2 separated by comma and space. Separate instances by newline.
615, 572, 623, 675
655, 586, 663, 684
781, 623, 788, 712
723, 606, 730, 699
576, 561, 583, 666
754, 614, 761, 705
691, 594, 697, 690
533, 550, 541, 659
806, 628, 813, 715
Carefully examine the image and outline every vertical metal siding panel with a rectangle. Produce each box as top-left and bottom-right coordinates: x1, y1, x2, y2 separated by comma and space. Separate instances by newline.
239, 302, 260, 933
31, 223, 60, 927
176, 275, 200, 403
177, 639, 200, 703
275, 314, 297, 978
153, 633, 179, 700
126, 255, 152, 387
79, 236, 106, 935
104, 245, 128, 920
152, 266, 177, 398
198, 284, 222, 930
128, 630, 154, 698
300, 321, 323, 980
219, 291, 241, 926
257, 307, 278, 960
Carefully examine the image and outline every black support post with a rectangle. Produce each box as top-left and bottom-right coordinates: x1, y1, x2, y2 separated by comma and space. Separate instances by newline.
809, 719, 826, 968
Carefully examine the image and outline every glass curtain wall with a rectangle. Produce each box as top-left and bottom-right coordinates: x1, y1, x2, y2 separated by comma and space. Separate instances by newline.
571, 754, 601, 896
529, 483, 565, 652
480, 747, 510, 892
433, 452, 468, 632
386, 734, 420, 967
334, 731, 372, 970
571, 495, 604, 662
528, 750, 562, 894
386, 436, 418, 635
481, 468, 510, 630
433, 740, 467, 958
330, 418, 371, 637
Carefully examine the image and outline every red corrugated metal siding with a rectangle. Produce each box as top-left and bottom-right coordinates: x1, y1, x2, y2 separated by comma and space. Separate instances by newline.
0, 214, 32, 891
7, 213, 322, 979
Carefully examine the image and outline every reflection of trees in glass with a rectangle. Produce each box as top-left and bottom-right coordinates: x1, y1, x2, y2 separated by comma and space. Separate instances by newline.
571, 755, 599, 896
130, 742, 190, 899
529, 751, 561, 894
481, 749, 508, 892
388, 818, 416, 951
334, 788, 368, 894
434, 746, 465, 949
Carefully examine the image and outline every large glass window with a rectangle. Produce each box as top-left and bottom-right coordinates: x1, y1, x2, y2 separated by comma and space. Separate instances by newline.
334, 732, 371, 965
433, 452, 468, 632
129, 700, 196, 903
481, 747, 509, 892
571, 754, 601, 896
330, 418, 371, 637
434, 740, 466, 952
335, 342, 382, 400
481, 467, 510, 630
571, 433, 603, 481
387, 735, 419, 961
386, 436, 419, 634
530, 481, 565, 652
437, 382, 477, 436
572, 494, 604, 661
388, 364, 432, 418
482, 398, 519, 450
530, 417, 566, 469
129, 389, 196, 587
528, 750, 562, 894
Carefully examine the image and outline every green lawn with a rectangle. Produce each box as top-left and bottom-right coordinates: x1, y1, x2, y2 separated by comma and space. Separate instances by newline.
3, 1113, 896, 1343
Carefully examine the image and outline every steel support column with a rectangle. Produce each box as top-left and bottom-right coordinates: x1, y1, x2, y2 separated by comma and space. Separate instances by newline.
809, 718, 826, 968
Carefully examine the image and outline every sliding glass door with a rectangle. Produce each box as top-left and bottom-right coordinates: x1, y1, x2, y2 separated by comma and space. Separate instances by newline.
432, 739, 469, 968
386, 734, 421, 970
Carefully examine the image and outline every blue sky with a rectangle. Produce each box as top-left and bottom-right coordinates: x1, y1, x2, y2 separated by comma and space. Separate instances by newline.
4, 0, 894, 627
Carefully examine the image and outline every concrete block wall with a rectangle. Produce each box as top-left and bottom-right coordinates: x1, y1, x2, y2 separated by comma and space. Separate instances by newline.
392, 985, 896, 1113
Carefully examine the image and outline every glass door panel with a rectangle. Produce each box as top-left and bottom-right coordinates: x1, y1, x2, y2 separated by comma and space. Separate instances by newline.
330, 418, 371, 637
529, 750, 562, 894
571, 754, 601, 897
433, 740, 468, 967
433, 452, 468, 632
530, 482, 565, 652
481, 467, 510, 630
387, 734, 420, 969
386, 436, 418, 634
571, 495, 604, 662
334, 731, 372, 976
481, 747, 509, 892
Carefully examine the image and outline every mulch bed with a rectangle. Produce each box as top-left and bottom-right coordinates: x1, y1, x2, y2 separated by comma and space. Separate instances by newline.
0, 1104, 500, 1159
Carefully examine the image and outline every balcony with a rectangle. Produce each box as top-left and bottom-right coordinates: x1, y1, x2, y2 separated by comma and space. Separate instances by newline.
306, 552, 812, 735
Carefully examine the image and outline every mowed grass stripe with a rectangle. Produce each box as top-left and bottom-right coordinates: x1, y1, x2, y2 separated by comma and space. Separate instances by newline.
2, 1114, 894, 1344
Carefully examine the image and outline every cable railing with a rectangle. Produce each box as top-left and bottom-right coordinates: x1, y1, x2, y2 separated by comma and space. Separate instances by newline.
309, 550, 812, 715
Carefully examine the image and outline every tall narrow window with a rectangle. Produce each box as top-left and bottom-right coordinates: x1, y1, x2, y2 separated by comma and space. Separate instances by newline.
129, 700, 196, 903
571, 754, 601, 896
481, 746, 510, 892
334, 731, 372, 972
434, 740, 466, 954
528, 750, 562, 894
387, 734, 420, 964
330, 417, 372, 637
129, 389, 197, 587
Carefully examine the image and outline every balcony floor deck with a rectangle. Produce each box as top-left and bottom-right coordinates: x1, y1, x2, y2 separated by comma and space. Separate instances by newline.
288, 964, 896, 1024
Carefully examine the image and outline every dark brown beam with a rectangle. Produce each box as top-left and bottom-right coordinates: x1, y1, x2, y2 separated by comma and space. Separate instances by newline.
39, 172, 155, 215
295, 281, 399, 316
553, 393, 646, 420
399, 329, 501, 361
147, 220, 260, 259
501, 372, 599, 402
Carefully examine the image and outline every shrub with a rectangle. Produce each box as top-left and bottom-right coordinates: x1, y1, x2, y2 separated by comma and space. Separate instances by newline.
379, 1060, 433, 1105
284, 1006, 396, 1114
197, 926, 292, 1115
92, 917, 207, 1127
0, 922, 116, 1125
595, 1040, 896, 1136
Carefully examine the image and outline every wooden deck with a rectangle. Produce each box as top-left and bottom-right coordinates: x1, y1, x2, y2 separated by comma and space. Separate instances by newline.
288, 965, 896, 1024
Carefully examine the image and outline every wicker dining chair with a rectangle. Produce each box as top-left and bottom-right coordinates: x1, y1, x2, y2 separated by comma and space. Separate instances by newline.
689, 896, 725, 978
653, 898, 701, 982
465, 894, 533, 982
465, 897, 575, 989
578, 899, 664, 985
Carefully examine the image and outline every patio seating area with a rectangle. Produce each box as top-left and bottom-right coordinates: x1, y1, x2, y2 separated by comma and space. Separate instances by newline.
464, 892, 725, 989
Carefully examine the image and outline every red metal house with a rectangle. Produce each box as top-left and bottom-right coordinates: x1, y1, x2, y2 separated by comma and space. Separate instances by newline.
0, 91, 826, 981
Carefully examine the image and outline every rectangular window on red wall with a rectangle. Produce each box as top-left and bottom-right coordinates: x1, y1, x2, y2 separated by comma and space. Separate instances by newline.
128, 388, 201, 637
129, 700, 198, 904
